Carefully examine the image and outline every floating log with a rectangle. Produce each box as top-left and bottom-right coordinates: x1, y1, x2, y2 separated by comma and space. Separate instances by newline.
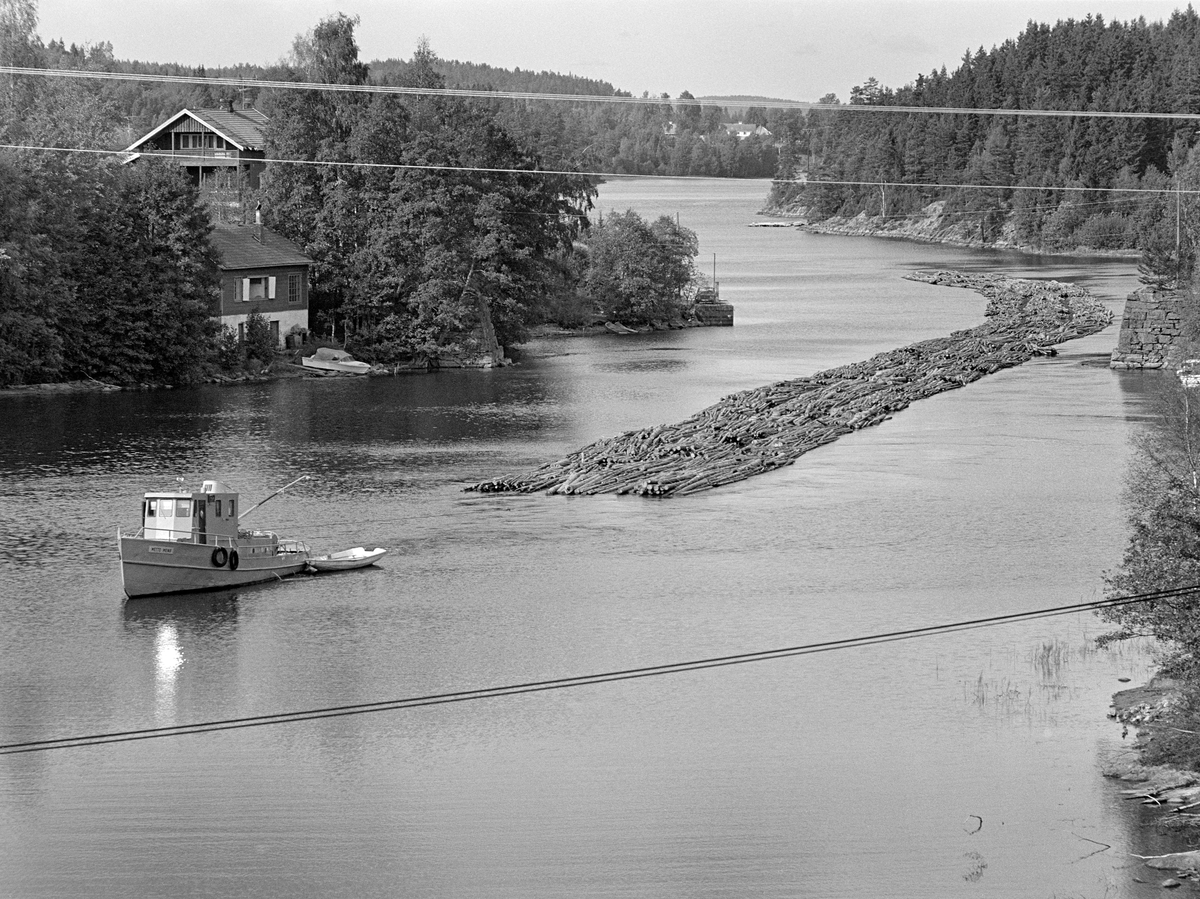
467, 272, 1114, 498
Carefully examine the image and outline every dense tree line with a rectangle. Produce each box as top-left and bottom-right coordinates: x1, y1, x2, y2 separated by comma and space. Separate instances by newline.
1099, 374, 1200, 768
0, 0, 226, 387
0, 153, 220, 387
27, 13, 778, 178
255, 20, 600, 363
768, 8, 1200, 278
0, 3, 705, 383
578, 211, 700, 324
257, 19, 705, 360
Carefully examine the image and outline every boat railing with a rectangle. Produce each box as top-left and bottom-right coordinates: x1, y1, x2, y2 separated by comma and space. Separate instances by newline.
121, 526, 240, 547
277, 540, 310, 555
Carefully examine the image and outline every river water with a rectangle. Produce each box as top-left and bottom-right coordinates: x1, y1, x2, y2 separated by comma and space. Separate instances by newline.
0, 178, 1185, 897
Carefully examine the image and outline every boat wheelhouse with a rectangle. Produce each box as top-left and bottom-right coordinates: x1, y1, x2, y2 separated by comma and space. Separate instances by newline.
118, 479, 310, 599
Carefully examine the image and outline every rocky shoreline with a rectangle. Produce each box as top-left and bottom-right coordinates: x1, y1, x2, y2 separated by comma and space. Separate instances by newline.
756, 200, 1139, 259
469, 271, 1113, 497
1102, 677, 1200, 885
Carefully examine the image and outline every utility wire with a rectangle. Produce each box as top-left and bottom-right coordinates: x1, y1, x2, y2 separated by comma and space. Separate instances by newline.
3, 65, 1200, 121
4, 143, 1200, 201
3, 583, 1195, 756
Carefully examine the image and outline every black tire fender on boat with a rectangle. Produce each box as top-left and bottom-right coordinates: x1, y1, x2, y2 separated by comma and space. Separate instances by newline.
211, 547, 228, 567
228, 549, 239, 571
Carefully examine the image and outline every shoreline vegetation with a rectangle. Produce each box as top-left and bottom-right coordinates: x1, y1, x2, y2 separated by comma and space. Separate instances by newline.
468, 271, 1112, 497
753, 202, 1142, 260
0, 318, 712, 394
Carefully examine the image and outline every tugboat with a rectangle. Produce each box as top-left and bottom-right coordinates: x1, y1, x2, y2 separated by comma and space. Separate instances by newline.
118, 477, 311, 599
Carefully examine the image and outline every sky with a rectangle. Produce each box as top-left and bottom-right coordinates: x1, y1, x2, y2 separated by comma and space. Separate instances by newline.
33, 0, 1190, 101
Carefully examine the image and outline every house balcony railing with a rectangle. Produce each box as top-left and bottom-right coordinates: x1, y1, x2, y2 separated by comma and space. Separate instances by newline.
171, 149, 235, 160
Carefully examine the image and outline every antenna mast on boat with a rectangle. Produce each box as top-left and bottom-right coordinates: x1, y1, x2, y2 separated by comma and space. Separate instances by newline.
238, 475, 311, 520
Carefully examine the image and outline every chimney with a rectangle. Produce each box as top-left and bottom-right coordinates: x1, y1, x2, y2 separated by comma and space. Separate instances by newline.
253, 203, 262, 242
226, 97, 235, 114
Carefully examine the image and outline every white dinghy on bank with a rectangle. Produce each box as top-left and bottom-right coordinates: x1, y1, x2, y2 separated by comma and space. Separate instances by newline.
301, 347, 371, 375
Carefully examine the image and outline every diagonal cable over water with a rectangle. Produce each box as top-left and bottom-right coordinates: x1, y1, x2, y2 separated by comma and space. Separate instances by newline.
468, 272, 1114, 497
0, 585, 1191, 755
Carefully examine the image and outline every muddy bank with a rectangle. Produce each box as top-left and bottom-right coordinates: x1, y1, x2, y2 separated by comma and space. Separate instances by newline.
468, 271, 1113, 497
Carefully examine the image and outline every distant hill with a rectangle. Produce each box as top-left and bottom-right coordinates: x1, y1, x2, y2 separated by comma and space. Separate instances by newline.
701, 95, 801, 108
370, 57, 619, 98
44, 37, 781, 178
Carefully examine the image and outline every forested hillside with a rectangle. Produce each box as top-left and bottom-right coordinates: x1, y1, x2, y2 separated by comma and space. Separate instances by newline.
30, 34, 779, 177
768, 9, 1200, 282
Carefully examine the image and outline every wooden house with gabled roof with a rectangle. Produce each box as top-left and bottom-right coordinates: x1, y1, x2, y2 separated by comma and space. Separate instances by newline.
124, 102, 269, 190
209, 218, 312, 348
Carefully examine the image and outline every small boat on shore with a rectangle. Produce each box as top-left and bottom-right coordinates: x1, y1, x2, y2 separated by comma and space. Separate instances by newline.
307, 546, 387, 572
604, 322, 638, 335
302, 347, 371, 375
119, 477, 312, 599
1179, 359, 1200, 388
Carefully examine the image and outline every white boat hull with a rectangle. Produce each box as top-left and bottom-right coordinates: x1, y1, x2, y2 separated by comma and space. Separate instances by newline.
119, 536, 310, 598
307, 547, 387, 572
301, 357, 371, 375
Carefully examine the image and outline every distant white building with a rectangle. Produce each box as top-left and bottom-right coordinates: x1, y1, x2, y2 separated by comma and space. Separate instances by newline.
721, 122, 773, 140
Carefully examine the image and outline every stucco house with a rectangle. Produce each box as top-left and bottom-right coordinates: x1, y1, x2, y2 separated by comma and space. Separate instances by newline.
209, 221, 312, 348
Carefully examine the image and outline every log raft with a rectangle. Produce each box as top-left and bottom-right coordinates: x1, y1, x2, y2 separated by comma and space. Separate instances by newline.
467, 272, 1114, 498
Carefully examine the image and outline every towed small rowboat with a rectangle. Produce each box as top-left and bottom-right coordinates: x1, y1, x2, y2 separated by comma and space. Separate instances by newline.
307, 546, 387, 572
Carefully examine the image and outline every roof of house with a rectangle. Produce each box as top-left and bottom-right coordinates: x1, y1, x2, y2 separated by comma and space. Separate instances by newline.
210, 224, 312, 270
125, 107, 270, 154
721, 122, 772, 136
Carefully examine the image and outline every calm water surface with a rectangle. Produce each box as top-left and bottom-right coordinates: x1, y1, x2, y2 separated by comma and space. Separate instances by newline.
0, 179, 1183, 897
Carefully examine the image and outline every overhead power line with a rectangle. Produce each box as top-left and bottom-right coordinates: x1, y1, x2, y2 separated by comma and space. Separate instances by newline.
4, 143, 1200, 200
3, 65, 1200, 121
2, 583, 1193, 756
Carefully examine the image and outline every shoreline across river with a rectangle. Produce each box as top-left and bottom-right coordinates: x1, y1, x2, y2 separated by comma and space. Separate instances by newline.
469, 271, 1114, 498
